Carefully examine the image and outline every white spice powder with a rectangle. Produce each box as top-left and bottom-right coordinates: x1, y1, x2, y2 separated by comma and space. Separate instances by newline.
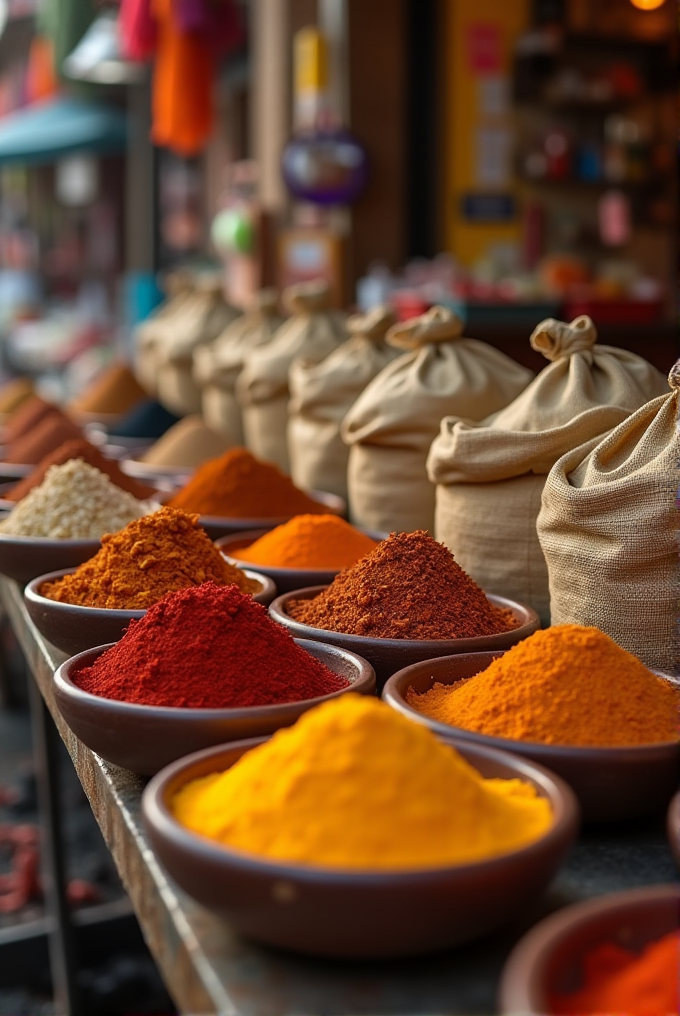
0, 459, 156, 539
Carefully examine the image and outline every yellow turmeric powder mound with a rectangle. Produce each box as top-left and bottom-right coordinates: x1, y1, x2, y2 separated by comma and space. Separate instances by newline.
407, 625, 680, 748
230, 514, 378, 569
172, 695, 552, 870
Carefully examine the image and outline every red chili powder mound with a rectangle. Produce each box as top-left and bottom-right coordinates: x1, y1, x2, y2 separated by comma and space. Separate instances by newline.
167, 447, 328, 517
287, 530, 516, 640
74, 582, 349, 708
4, 395, 55, 443
7, 439, 155, 501
5, 411, 82, 464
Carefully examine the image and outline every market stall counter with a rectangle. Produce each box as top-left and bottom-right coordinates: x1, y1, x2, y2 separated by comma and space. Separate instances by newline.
0, 575, 677, 1016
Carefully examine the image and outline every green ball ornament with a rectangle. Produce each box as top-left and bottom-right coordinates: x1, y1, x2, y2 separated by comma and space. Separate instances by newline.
211, 209, 254, 254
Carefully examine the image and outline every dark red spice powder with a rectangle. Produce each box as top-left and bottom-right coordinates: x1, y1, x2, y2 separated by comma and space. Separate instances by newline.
287, 530, 516, 640
75, 582, 349, 708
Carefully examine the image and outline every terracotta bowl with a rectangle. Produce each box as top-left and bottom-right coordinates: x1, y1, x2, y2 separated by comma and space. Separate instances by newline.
196, 490, 347, 542
498, 883, 680, 1014
54, 638, 376, 775
24, 567, 277, 656
667, 791, 680, 871
383, 652, 680, 824
0, 535, 103, 585
215, 528, 388, 595
142, 736, 578, 958
268, 587, 539, 689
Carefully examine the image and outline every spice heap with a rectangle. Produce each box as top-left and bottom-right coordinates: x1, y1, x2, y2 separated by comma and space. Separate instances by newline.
41, 506, 256, 609
231, 515, 378, 569
287, 531, 515, 640
68, 363, 147, 416
5, 408, 82, 464
0, 461, 153, 539
7, 439, 155, 501
4, 394, 54, 443
172, 695, 552, 869
76, 583, 348, 708
0, 377, 34, 415
168, 447, 327, 518
551, 930, 680, 1015
407, 625, 680, 747
140, 416, 230, 468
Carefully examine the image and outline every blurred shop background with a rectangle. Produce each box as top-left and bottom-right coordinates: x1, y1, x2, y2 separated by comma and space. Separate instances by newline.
0, 0, 673, 393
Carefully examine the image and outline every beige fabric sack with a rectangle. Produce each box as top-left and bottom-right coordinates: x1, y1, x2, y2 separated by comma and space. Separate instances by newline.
133, 270, 194, 397
156, 275, 241, 416
236, 279, 347, 472
342, 306, 534, 533
288, 305, 399, 499
193, 289, 284, 445
429, 315, 667, 623
537, 368, 679, 673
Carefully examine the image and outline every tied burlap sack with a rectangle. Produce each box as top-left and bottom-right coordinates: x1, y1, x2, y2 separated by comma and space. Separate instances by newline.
193, 289, 284, 445
537, 367, 679, 673
133, 270, 194, 397
287, 304, 399, 499
236, 279, 347, 472
428, 315, 667, 623
156, 274, 241, 416
342, 306, 534, 533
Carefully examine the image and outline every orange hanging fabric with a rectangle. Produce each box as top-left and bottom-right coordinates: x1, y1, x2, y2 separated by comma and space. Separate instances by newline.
151, 0, 214, 157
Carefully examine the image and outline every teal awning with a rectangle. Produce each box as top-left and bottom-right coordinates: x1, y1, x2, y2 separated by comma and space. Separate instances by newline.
0, 95, 127, 165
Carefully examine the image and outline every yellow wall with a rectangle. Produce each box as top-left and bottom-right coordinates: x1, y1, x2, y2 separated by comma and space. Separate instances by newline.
443, 0, 530, 265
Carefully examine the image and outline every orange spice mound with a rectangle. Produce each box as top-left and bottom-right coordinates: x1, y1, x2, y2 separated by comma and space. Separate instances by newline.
167, 447, 328, 518
5, 411, 82, 464
231, 515, 378, 569
40, 506, 257, 610
7, 439, 155, 501
287, 530, 516, 640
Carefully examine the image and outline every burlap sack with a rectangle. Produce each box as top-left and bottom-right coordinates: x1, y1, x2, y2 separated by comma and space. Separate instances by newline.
156, 274, 241, 416
193, 289, 284, 445
342, 306, 534, 533
537, 368, 679, 673
287, 305, 399, 499
133, 270, 194, 397
236, 279, 347, 471
428, 315, 667, 623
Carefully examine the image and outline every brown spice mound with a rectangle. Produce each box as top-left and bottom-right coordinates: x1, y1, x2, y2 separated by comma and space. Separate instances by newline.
7, 439, 155, 501
4, 395, 55, 443
168, 447, 327, 518
68, 363, 147, 415
40, 506, 257, 610
287, 531, 516, 640
5, 411, 82, 464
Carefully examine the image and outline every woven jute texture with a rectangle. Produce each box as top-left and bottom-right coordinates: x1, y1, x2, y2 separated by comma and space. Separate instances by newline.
288, 305, 399, 499
237, 280, 347, 472
537, 383, 679, 673
342, 306, 534, 532
429, 316, 667, 623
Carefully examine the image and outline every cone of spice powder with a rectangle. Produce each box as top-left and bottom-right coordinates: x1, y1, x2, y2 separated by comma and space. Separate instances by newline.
6, 438, 155, 501
140, 416, 231, 468
5, 411, 82, 464
168, 447, 328, 518
287, 530, 516, 639
69, 363, 148, 416
4, 395, 55, 444
230, 515, 378, 569
0, 378, 34, 416
74, 582, 348, 708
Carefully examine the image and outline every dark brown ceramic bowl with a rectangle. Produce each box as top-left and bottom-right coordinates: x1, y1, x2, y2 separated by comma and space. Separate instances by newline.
268, 587, 539, 689
54, 639, 376, 775
498, 883, 680, 1014
215, 528, 387, 595
197, 490, 347, 541
142, 736, 578, 958
383, 653, 680, 824
24, 567, 277, 656
0, 534, 102, 585
668, 791, 680, 871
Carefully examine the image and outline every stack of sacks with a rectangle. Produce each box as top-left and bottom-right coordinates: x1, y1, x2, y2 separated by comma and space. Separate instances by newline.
537, 363, 679, 672
3, 395, 82, 464
236, 279, 347, 472
288, 305, 399, 500
428, 315, 667, 623
156, 273, 241, 416
133, 270, 194, 397
193, 289, 284, 444
342, 306, 534, 533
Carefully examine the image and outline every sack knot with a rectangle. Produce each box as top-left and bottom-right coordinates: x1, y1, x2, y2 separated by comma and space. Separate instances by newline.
530, 315, 597, 361
386, 305, 463, 351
